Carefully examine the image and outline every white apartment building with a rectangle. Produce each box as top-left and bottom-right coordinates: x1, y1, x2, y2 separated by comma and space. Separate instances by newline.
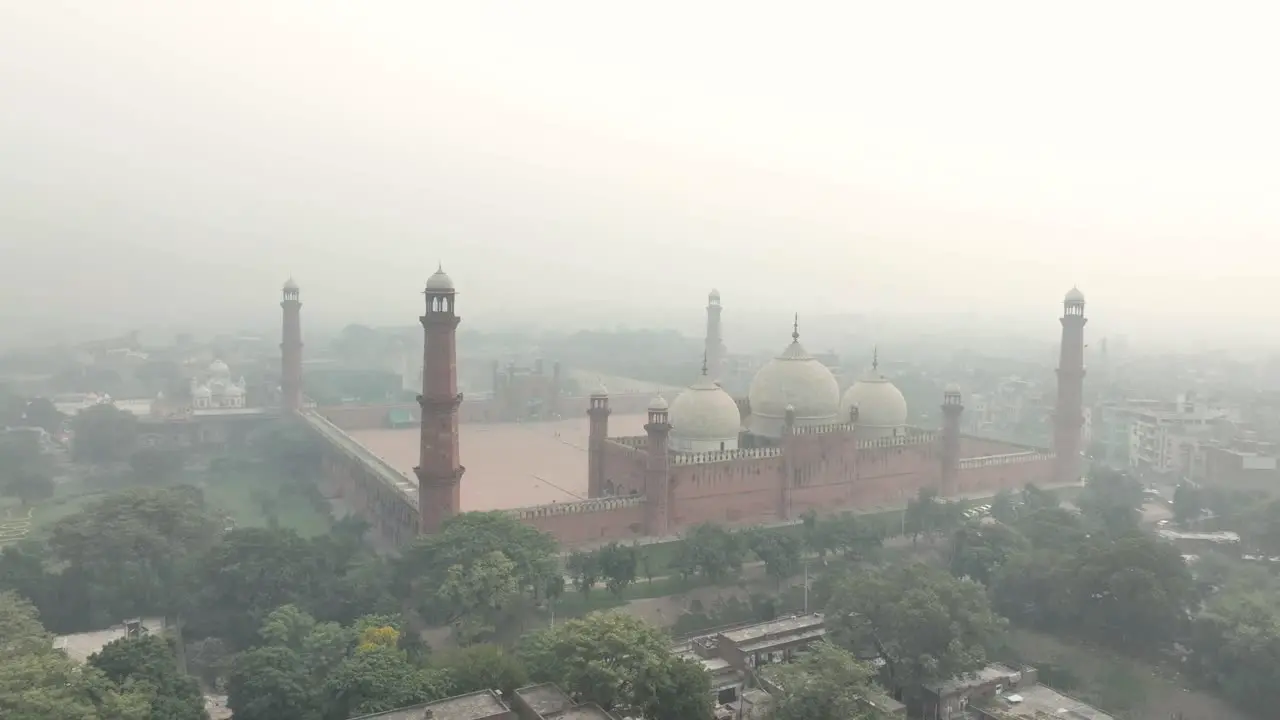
1127, 393, 1230, 482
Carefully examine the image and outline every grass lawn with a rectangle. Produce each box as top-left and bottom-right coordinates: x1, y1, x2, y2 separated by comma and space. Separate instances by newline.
196, 464, 333, 537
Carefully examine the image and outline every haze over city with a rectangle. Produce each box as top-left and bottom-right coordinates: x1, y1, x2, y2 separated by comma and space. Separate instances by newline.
3, 2, 1279, 347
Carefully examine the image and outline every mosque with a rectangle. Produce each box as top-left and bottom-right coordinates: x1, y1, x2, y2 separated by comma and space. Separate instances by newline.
298, 271, 1083, 547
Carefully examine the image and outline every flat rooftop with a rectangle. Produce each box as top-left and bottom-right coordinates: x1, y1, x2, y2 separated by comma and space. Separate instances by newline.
547, 706, 614, 720
981, 684, 1114, 720
719, 614, 825, 645
348, 414, 647, 511
515, 684, 574, 716
349, 690, 510, 720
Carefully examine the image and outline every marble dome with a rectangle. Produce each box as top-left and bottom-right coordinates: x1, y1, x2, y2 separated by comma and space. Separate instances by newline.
746, 328, 840, 438
841, 363, 908, 439
669, 373, 742, 452
1065, 286, 1085, 304
426, 265, 455, 291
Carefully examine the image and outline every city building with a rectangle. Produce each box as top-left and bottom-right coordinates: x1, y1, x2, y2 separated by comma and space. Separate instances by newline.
922, 664, 1113, 720
672, 613, 829, 706
1124, 393, 1230, 482
299, 275, 1083, 548
348, 685, 619, 720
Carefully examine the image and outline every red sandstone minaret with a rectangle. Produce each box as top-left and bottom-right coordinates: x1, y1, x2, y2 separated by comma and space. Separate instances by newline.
1052, 287, 1087, 486
414, 265, 465, 534
940, 383, 963, 495
643, 395, 672, 537
587, 381, 611, 498
280, 278, 303, 413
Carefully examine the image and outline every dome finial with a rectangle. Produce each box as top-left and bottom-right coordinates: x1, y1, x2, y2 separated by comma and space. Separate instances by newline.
701, 351, 709, 377
872, 345, 879, 373
792, 313, 800, 342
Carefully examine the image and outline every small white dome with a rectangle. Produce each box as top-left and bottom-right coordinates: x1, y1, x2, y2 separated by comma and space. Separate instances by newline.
1065, 286, 1085, 304
283, 277, 299, 291
225, 385, 245, 397
648, 394, 669, 412
708, 289, 721, 304
944, 382, 962, 394
841, 366, 908, 437
209, 359, 230, 376
747, 334, 840, 438
669, 377, 741, 443
426, 265, 455, 291
192, 385, 212, 399
590, 380, 609, 398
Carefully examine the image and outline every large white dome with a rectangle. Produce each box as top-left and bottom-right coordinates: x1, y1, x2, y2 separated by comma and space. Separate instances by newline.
747, 337, 840, 438
669, 376, 742, 452
841, 366, 908, 439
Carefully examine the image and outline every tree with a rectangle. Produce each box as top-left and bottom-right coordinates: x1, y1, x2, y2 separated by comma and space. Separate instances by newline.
566, 550, 601, 601
436, 551, 520, 644
394, 512, 558, 625
227, 645, 319, 720
128, 447, 185, 486
989, 489, 1019, 524
71, 403, 138, 463
519, 612, 710, 717
0, 591, 151, 720
21, 397, 64, 435
3, 471, 55, 506
1077, 468, 1144, 536
745, 529, 803, 587
764, 642, 883, 720
433, 644, 528, 697
48, 486, 221, 630
89, 634, 208, 720
669, 523, 745, 583
948, 521, 1031, 585
825, 563, 1006, 700
596, 542, 638, 598
904, 488, 964, 545
320, 644, 441, 720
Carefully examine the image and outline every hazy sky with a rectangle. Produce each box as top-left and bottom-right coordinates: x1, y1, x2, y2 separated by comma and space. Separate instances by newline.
3, 2, 1278, 344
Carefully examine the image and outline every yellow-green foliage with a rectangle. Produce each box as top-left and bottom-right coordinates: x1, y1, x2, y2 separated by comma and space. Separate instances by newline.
357, 626, 400, 652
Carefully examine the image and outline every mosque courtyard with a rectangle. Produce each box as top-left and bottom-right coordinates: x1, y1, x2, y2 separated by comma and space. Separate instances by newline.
347, 413, 649, 511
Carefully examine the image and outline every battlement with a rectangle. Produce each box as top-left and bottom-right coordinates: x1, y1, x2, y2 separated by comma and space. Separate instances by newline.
857, 432, 938, 450
508, 494, 647, 519
302, 410, 419, 507
959, 451, 1055, 470
787, 422, 856, 436
611, 436, 649, 448
671, 446, 784, 466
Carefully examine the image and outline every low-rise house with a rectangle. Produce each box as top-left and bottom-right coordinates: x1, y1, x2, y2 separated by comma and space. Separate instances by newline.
921, 664, 1113, 720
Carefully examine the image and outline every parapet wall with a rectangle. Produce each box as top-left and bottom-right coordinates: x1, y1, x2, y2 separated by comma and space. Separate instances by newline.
316, 392, 659, 431
510, 496, 646, 546
955, 451, 1053, 494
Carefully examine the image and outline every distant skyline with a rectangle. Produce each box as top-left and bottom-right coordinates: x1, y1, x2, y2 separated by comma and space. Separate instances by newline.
3, 3, 1279, 349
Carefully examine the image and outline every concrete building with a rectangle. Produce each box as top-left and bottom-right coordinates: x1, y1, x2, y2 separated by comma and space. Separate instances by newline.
672, 613, 830, 707
348, 685, 619, 720
1126, 394, 1230, 482
922, 664, 1113, 720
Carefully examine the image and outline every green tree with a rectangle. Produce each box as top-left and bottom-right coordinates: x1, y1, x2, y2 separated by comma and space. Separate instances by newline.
948, 521, 1031, 585
746, 529, 803, 587
519, 612, 710, 717
89, 634, 208, 720
394, 512, 558, 625
566, 549, 601, 601
71, 403, 138, 463
825, 563, 1006, 701
433, 644, 529, 697
0, 591, 150, 720
764, 642, 883, 720
21, 397, 64, 435
989, 489, 1019, 524
670, 523, 744, 583
320, 644, 442, 720
3, 470, 55, 506
436, 551, 520, 644
596, 542, 638, 598
227, 645, 318, 720
48, 486, 221, 629
128, 447, 186, 486
1077, 468, 1144, 536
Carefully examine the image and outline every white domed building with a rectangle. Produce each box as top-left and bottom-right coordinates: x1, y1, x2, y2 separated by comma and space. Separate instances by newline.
189, 359, 248, 410
840, 352, 909, 440
745, 322, 841, 438
668, 366, 743, 453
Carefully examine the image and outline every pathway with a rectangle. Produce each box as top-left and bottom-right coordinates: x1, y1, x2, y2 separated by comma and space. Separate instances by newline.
0, 506, 34, 546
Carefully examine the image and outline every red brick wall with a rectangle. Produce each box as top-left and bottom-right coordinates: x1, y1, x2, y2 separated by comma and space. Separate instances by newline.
960, 436, 1040, 458
518, 505, 647, 546
602, 441, 648, 497
316, 394, 657, 430
670, 456, 785, 527
955, 457, 1052, 494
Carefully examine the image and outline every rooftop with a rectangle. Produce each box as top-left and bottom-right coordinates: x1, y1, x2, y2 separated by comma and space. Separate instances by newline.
53, 617, 165, 664
348, 690, 510, 720
546, 705, 614, 720
719, 613, 825, 645
978, 683, 1114, 720
515, 684, 574, 716
927, 663, 1021, 695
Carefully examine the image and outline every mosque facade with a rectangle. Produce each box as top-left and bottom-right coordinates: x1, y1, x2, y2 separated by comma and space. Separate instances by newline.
302, 275, 1084, 548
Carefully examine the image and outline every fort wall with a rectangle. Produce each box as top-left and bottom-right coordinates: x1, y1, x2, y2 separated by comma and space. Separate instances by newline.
670, 453, 785, 527
955, 451, 1054, 494
959, 434, 1045, 458
601, 440, 648, 497
508, 496, 646, 546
